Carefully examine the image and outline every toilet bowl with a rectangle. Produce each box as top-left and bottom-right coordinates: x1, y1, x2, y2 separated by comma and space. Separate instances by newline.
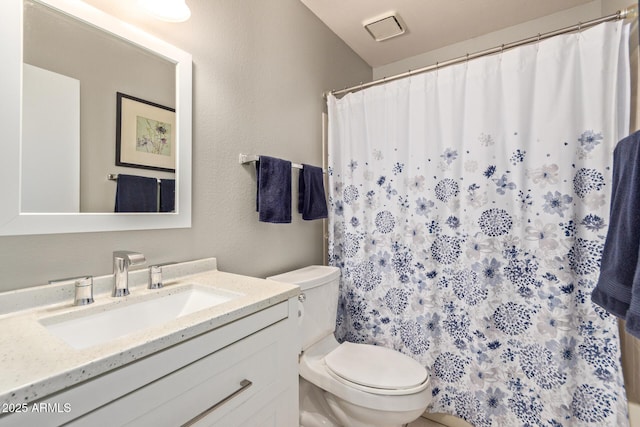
300, 334, 431, 427
268, 266, 431, 427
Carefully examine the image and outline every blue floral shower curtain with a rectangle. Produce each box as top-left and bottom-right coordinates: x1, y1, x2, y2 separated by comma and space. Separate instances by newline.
327, 22, 631, 426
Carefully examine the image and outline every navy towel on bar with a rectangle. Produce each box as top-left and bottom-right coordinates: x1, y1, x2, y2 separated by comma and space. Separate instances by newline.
160, 179, 175, 212
256, 155, 292, 223
298, 164, 328, 220
591, 130, 640, 338
114, 174, 158, 212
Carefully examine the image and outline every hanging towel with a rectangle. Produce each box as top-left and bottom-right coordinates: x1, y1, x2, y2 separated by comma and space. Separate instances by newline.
592, 130, 640, 338
256, 155, 292, 223
298, 164, 328, 220
159, 179, 175, 212
114, 174, 158, 212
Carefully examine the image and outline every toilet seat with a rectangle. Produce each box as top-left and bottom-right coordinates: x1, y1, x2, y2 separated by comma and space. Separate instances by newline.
324, 342, 429, 396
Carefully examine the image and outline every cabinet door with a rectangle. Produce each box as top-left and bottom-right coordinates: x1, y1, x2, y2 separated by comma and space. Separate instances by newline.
204, 387, 298, 427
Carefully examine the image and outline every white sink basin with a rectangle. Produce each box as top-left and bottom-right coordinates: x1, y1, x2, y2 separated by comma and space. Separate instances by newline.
39, 284, 242, 350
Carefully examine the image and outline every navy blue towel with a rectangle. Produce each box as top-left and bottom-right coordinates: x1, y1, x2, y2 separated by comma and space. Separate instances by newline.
114, 174, 158, 212
298, 164, 328, 220
591, 130, 640, 338
256, 156, 292, 223
160, 179, 175, 212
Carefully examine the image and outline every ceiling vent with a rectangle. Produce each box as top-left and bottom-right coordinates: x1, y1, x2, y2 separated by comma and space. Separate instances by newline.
364, 13, 406, 42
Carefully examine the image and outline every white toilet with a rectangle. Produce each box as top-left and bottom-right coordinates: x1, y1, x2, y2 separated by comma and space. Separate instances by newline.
268, 265, 431, 427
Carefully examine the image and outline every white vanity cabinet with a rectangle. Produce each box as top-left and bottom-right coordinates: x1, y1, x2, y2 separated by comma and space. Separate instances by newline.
0, 298, 299, 427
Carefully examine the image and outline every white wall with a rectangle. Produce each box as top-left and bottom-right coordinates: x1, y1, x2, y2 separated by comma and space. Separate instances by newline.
0, 0, 371, 291
22, 64, 80, 213
631, 402, 640, 425
373, 0, 629, 80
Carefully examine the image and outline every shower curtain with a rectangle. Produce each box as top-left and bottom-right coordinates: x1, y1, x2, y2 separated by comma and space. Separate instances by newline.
327, 22, 630, 426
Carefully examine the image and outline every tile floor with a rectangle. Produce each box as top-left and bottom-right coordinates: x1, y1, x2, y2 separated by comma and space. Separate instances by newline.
408, 417, 447, 427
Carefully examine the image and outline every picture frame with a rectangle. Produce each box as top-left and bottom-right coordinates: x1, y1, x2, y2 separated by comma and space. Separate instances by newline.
116, 92, 176, 172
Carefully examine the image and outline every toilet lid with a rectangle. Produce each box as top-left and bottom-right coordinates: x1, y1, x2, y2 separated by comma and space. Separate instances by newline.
324, 342, 428, 392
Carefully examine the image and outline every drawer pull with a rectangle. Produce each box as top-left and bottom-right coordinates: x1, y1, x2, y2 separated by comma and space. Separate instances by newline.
181, 379, 253, 427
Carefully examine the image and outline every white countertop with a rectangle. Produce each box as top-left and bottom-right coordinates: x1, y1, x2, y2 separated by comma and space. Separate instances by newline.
0, 258, 299, 405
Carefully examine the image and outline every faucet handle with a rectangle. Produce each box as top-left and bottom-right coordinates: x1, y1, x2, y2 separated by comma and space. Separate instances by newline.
74, 276, 94, 306
149, 265, 163, 289
49, 275, 95, 306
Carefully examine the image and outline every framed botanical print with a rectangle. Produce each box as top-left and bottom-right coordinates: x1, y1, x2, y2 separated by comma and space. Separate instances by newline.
116, 92, 176, 172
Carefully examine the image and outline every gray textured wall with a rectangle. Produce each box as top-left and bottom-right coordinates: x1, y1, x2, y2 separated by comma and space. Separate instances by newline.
0, 0, 371, 291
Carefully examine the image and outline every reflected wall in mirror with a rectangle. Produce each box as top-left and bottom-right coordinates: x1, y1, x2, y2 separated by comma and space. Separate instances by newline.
0, 0, 191, 235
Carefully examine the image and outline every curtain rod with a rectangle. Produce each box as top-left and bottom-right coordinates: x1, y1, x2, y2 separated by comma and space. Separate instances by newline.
327, 5, 638, 98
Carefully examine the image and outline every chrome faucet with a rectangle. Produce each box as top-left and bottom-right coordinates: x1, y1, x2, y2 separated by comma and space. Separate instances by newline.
112, 251, 146, 297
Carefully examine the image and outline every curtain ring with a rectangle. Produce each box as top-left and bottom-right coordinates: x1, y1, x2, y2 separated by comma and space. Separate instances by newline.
578, 21, 582, 31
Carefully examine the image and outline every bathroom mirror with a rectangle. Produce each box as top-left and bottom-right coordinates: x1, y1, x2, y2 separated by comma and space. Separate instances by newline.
0, 0, 192, 235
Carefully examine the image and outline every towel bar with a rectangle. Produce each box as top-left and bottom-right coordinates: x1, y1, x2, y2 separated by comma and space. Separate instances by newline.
239, 154, 326, 173
239, 153, 303, 170
108, 174, 161, 184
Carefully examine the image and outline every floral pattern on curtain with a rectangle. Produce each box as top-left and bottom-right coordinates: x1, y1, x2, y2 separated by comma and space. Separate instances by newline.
327, 22, 630, 426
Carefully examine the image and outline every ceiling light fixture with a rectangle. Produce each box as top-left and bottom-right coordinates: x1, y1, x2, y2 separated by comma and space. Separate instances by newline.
364, 13, 406, 42
139, 0, 191, 23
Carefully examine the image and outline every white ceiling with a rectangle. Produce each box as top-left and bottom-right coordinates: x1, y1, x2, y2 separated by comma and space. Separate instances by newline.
300, 0, 595, 67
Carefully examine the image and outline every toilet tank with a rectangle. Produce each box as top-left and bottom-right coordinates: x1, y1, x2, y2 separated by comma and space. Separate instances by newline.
267, 265, 341, 351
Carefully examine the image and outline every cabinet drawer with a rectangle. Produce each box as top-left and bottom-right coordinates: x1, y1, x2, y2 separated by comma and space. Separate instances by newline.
69, 317, 291, 427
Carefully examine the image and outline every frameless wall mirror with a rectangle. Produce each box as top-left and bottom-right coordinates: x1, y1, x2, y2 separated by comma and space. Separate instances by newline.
0, 0, 192, 235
